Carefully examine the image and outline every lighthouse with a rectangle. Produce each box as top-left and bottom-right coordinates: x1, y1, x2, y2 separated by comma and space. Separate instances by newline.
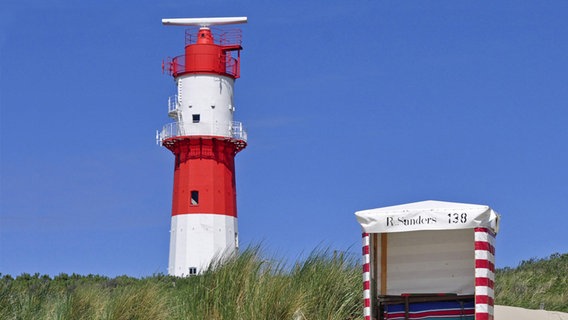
157, 17, 248, 276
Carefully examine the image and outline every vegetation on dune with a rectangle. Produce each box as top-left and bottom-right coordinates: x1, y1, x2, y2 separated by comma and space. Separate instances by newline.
0, 273, 170, 320
0, 247, 362, 320
1, 249, 566, 319
495, 252, 568, 312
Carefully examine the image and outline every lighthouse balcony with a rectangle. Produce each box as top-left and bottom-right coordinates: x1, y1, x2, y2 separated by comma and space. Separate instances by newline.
165, 54, 240, 78
163, 28, 242, 78
157, 121, 247, 145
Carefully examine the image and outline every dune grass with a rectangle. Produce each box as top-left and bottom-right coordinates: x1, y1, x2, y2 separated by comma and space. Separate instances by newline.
495, 252, 568, 312
3, 249, 566, 319
0, 247, 362, 320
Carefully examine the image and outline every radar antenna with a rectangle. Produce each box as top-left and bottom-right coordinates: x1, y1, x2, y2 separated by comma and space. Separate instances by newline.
162, 17, 248, 27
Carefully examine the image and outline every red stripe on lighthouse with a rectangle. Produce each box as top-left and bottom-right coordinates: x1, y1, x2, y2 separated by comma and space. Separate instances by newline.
166, 137, 243, 217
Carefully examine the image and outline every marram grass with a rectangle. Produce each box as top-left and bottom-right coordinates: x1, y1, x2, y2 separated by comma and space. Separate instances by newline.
2, 249, 566, 319
494, 252, 568, 312
0, 247, 363, 320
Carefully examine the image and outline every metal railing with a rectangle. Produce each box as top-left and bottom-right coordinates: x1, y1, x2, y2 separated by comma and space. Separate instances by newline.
156, 121, 247, 145
168, 95, 179, 114
184, 27, 243, 46
166, 54, 239, 78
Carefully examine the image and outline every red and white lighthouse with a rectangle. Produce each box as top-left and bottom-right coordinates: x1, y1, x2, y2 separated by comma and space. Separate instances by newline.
157, 17, 248, 276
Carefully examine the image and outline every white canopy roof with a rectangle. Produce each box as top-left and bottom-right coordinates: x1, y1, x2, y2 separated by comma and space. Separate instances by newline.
355, 200, 500, 234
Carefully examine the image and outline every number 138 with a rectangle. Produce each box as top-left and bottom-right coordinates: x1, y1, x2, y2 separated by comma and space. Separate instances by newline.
448, 213, 467, 224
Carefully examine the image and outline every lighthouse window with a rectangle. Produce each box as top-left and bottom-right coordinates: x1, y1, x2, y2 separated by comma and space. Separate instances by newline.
190, 190, 199, 205
192, 114, 200, 123
188, 267, 197, 275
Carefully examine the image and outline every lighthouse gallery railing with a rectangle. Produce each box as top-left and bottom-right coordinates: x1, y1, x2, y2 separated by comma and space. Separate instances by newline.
157, 121, 247, 145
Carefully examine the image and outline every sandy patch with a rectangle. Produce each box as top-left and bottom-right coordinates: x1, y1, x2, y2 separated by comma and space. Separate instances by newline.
495, 305, 568, 320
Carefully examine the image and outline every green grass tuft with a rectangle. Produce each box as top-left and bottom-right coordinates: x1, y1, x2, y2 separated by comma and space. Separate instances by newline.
1, 248, 566, 319
495, 252, 568, 312
0, 246, 363, 320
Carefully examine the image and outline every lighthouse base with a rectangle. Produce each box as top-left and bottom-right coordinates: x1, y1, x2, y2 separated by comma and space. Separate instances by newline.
168, 213, 238, 277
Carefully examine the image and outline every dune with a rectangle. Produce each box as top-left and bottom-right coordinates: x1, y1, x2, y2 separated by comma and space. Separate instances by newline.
495, 305, 568, 320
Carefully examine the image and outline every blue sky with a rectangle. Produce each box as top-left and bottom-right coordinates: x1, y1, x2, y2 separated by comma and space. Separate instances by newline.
1, 0, 567, 277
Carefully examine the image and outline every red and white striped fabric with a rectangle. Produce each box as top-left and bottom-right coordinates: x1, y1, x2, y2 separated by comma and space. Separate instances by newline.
362, 232, 372, 320
474, 227, 496, 320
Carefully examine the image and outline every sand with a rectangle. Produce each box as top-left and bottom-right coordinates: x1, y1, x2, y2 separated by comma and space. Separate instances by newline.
495, 305, 568, 320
